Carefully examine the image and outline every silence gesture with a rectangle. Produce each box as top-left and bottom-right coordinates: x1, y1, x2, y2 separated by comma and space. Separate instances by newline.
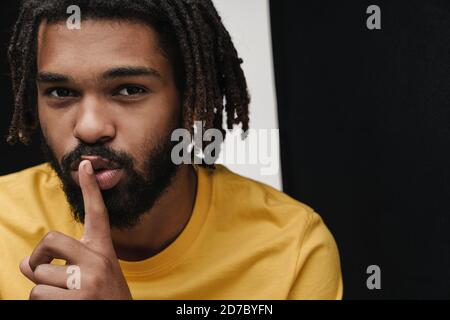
19, 160, 132, 300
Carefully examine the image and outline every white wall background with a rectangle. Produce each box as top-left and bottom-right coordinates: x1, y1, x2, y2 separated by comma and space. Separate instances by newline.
212, 0, 282, 190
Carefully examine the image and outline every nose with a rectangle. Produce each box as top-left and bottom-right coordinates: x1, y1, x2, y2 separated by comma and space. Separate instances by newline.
73, 95, 116, 144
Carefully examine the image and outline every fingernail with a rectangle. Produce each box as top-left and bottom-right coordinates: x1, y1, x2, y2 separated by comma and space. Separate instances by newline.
84, 161, 94, 175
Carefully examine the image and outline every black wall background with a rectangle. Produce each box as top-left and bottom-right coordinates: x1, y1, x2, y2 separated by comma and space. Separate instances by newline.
0, 0, 449, 299
0, 2, 44, 174
270, 0, 450, 299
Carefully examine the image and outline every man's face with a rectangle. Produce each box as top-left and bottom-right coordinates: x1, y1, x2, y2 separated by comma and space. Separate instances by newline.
36, 19, 181, 229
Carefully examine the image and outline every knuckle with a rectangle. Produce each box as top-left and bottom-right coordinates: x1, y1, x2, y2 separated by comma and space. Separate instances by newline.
90, 204, 106, 216
33, 265, 46, 282
38, 231, 60, 256
29, 285, 43, 300
43, 231, 60, 243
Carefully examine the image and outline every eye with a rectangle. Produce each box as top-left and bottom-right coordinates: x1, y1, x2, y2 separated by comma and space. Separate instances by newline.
115, 86, 148, 96
45, 88, 78, 98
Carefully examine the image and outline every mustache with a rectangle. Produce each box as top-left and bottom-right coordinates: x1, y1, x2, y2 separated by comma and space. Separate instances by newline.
60, 143, 134, 174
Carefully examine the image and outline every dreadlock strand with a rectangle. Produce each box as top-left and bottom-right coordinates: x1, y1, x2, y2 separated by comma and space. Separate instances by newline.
187, 1, 217, 132
173, 0, 207, 131
157, 0, 196, 135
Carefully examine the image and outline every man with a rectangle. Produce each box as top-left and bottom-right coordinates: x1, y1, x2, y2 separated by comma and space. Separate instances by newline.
0, 0, 343, 299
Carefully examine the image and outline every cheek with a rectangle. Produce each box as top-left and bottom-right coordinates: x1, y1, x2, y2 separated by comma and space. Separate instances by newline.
38, 106, 76, 160
116, 121, 170, 178
41, 132, 66, 164
115, 96, 179, 161
121, 133, 155, 172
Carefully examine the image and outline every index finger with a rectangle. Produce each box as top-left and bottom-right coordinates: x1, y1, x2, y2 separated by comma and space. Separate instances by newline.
78, 160, 114, 255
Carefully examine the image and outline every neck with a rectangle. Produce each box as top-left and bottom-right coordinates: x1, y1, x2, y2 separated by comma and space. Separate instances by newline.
110, 164, 198, 261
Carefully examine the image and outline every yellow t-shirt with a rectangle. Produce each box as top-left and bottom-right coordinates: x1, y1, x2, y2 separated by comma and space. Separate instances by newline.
0, 163, 342, 300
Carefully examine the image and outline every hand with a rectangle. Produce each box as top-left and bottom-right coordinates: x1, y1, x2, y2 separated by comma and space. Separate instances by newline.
19, 160, 132, 300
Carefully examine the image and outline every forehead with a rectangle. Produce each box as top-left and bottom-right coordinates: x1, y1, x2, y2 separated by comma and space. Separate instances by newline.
36, 19, 166, 75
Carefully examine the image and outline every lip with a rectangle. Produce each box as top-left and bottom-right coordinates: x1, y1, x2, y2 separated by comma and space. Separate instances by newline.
71, 168, 124, 190
70, 156, 124, 190
71, 156, 121, 172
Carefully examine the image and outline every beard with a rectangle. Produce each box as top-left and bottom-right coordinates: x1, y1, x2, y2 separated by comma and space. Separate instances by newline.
40, 130, 179, 230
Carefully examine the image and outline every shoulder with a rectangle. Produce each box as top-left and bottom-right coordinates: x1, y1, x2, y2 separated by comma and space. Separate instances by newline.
202, 164, 326, 247
0, 163, 55, 181
204, 165, 343, 298
0, 163, 56, 197
207, 164, 316, 224
0, 163, 59, 218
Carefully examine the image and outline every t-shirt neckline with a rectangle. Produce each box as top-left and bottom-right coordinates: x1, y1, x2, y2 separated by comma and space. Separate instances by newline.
118, 165, 213, 278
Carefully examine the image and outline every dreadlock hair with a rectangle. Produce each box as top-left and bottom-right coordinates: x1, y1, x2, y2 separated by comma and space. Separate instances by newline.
7, 0, 250, 168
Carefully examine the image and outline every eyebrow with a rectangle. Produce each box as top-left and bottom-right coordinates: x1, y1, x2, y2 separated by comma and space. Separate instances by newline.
36, 66, 162, 84
102, 67, 162, 80
36, 72, 71, 83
